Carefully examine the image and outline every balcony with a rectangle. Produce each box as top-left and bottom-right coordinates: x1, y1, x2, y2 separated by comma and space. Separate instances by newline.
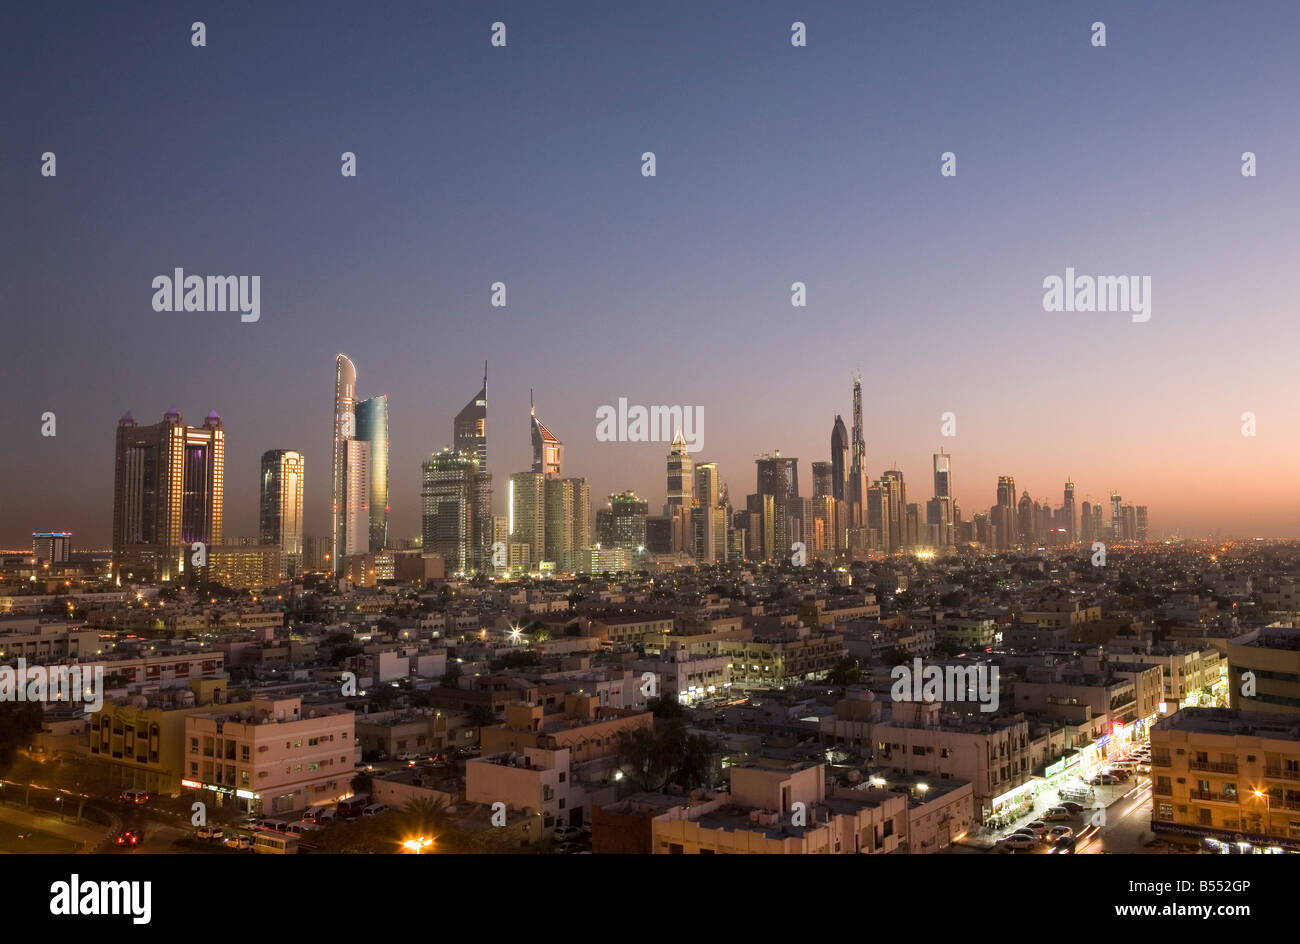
1189, 790, 1238, 804
1189, 760, 1238, 774
1265, 767, 1300, 782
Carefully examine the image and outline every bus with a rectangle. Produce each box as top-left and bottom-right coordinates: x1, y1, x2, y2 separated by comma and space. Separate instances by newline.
251, 829, 299, 855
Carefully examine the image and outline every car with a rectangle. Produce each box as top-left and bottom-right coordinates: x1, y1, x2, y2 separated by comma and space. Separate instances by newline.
114, 830, 140, 847
195, 825, 222, 840
1061, 801, 1085, 815
1044, 807, 1072, 822
361, 803, 388, 816
1093, 774, 1119, 785
397, 752, 417, 761
1007, 828, 1038, 842
1110, 769, 1132, 782
554, 825, 582, 840
1000, 834, 1038, 850
224, 834, 254, 849
309, 808, 338, 824
120, 789, 150, 805
1021, 821, 1048, 837
289, 822, 321, 836
1048, 826, 1074, 841
264, 820, 292, 833
555, 841, 582, 854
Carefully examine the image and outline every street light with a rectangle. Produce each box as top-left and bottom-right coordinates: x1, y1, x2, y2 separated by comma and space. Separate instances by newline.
1252, 788, 1272, 837
402, 836, 433, 854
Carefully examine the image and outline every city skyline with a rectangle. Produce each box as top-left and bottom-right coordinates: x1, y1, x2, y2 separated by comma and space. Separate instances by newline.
10, 1, 1300, 545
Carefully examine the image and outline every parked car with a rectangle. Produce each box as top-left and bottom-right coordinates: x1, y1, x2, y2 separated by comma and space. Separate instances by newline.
224, 834, 254, 849
554, 825, 582, 840
1021, 821, 1048, 837
1048, 826, 1074, 841
312, 808, 338, 824
397, 752, 417, 761
1000, 834, 1038, 850
1061, 801, 1085, 815
361, 803, 388, 816
1044, 807, 1072, 822
120, 789, 150, 805
195, 825, 222, 840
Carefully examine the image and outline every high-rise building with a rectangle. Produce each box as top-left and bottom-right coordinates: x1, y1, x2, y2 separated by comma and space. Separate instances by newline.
421, 448, 490, 574
1110, 492, 1123, 541
259, 450, 304, 576
867, 483, 889, 551
1092, 504, 1103, 540
596, 492, 648, 550
694, 462, 720, 509
811, 461, 833, 500
1017, 491, 1035, 546
995, 475, 1016, 550
880, 469, 906, 552
1080, 500, 1095, 542
112, 408, 224, 581
342, 438, 371, 562
755, 453, 799, 500
545, 477, 591, 571
355, 396, 389, 553
530, 391, 563, 478
454, 364, 488, 470
848, 378, 868, 528
32, 532, 71, 564
1063, 480, 1076, 542
930, 451, 954, 547
830, 416, 849, 504
508, 471, 546, 568
666, 432, 694, 552
1136, 505, 1149, 542
331, 354, 358, 577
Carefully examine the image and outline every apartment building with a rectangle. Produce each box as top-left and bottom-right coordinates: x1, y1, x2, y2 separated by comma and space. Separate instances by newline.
183, 696, 356, 815
1227, 626, 1300, 716
1150, 708, 1300, 852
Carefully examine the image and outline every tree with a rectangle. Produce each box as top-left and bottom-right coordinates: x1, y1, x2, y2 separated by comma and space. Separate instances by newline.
350, 771, 374, 796
825, 658, 862, 687
0, 703, 43, 773
614, 719, 717, 792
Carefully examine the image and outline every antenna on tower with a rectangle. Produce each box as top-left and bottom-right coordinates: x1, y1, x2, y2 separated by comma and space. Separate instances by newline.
530, 388, 535, 416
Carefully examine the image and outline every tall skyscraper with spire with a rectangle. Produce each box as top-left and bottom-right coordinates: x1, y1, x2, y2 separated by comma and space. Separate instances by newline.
530, 391, 563, 478
1063, 479, 1076, 542
848, 377, 868, 528
454, 363, 488, 470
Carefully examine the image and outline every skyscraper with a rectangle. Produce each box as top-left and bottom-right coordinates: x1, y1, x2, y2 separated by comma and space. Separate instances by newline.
830, 416, 849, 503
355, 396, 389, 553
454, 363, 488, 469
665, 432, 695, 553
1136, 505, 1149, 542
930, 451, 954, 547
811, 461, 833, 499
995, 475, 1016, 550
1081, 500, 1095, 542
331, 354, 357, 576
596, 491, 648, 550
530, 392, 563, 478
848, 378, 868, 527
421, 448, 490, 574
1110, 492, 1123, 541
259, 449, 304, 575
1063, 479, 1077, 542
545, 477, 591, 571
880, 469, 906, 552
509, 471, 546, 568
113, 408, 224, 581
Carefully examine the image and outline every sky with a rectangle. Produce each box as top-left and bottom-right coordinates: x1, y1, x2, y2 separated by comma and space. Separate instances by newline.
5, 0, 1300, 548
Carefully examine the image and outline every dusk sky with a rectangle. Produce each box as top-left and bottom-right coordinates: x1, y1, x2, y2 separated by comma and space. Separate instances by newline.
7, 0, 1300, 548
